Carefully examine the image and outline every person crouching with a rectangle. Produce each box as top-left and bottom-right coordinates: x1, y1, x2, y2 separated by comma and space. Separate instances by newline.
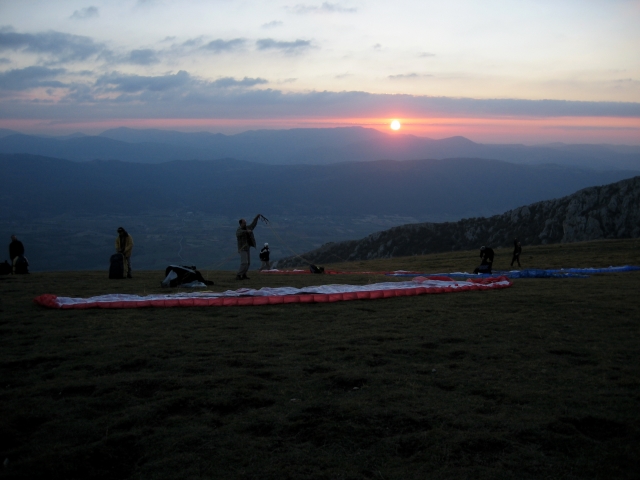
259, 243, 271, 271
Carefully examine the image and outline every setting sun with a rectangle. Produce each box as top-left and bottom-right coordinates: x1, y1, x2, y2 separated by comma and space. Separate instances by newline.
390, 120, 401, 131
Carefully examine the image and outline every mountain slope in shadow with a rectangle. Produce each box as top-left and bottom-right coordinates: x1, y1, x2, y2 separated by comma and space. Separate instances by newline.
276, 176, 640, 267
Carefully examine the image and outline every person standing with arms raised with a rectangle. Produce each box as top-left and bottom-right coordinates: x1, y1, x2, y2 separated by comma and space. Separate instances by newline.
236, 214, 261, 280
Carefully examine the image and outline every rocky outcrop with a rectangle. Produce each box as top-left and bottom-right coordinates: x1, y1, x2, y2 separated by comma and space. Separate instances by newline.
277, 176, 640, 267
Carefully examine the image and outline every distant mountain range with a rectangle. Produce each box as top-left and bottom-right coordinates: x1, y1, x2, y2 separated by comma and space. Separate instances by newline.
276, 176, 640, 268
1, 126, 639, 170
2, 154, 638, 221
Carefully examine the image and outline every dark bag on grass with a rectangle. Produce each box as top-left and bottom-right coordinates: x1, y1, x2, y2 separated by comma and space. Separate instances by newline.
473, 264, 492, 275
109, 253, 125, 279
309, 264, 325, 274
14, 255, 29, 274
161, 265, 214, 288
0, 260, 11, 275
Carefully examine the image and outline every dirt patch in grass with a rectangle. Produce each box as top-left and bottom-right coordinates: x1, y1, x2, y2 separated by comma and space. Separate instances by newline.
1, 239, 639, 479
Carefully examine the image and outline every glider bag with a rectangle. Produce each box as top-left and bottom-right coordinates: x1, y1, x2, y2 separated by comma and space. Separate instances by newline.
109, 253, 125, 279
161, 265, 214, 287
474, 264, 492, 275
0, 260, 11, 275
14, 256, 29, 274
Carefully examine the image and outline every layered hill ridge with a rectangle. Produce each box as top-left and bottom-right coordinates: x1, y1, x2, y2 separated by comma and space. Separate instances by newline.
1, 126, 640, 170
3, 154, 637, 220
277, 176, 640, 267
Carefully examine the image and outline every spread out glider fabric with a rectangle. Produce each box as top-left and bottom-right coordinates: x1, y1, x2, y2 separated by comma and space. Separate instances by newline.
34, 276, 511, 309
386, 265, 640, 279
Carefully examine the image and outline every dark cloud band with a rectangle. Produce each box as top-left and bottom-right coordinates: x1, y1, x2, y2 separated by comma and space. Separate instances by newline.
0, 30, 104, 63
0, 66, 67, 90
256, 38, 312, 53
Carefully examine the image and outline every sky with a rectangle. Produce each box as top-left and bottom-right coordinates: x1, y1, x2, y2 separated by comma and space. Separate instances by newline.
1, 0, 639, 144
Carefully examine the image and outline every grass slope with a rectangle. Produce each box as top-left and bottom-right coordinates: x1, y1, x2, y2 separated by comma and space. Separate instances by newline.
1, 239, 639, 479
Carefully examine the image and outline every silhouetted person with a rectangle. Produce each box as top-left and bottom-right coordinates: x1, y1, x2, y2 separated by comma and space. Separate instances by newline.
511, 239, 522, 268
9, 235, 27, 274
115, 227, 134, 278
259, 243, 271, 271
236, 214, 261, 280
474, 246, 495, 274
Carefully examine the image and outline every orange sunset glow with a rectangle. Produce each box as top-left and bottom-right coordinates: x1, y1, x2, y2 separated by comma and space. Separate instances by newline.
3, 115, 638, 144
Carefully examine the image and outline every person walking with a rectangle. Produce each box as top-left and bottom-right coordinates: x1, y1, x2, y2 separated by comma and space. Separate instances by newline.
236, 214, 261, 280
115, 227, 134, 278
259, 243, 271, 271
511, 239, 522, 268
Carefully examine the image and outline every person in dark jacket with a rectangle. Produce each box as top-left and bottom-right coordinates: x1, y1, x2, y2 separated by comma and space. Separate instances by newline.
259, 243, 271, 271
9, 235, 24, 260
115, 227, 134, 278
9, 235, 25, 274
236, 214, 261, 280
511, 239, 522, 267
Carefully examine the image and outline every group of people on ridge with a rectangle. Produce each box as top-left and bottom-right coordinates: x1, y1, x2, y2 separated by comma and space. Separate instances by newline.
112, 216, 272, 281
474, 239, 522, 274
7, 219, 522, 278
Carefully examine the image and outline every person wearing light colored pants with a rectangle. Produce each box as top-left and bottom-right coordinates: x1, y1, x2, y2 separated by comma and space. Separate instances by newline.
236, 214, 261, 280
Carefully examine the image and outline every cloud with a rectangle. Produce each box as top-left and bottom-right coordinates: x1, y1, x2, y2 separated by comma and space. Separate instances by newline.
179, 37, 204, 48
0, 57, 10, 64
201, 38, 246, 53
123, 49, 160, 65
0, 66, 66, 90
262, 20, 284, 28
92, 71, 267, 98
256, 38, 312, 53
373, 44, 381, 50
212, 77, 268, 88
388, 73, 433, 80
70, 6, 99, 20
419, 52, 436, 58
2, 69, 639, 123
0, 29, 105, 63
95, 71, 191, 93
288, 2, 357, 14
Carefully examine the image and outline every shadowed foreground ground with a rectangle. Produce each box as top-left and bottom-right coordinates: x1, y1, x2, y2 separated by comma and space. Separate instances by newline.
1, 239, 639, 479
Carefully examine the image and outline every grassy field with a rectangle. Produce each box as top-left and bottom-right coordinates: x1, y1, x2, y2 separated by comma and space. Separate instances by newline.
1, 239, 639, 479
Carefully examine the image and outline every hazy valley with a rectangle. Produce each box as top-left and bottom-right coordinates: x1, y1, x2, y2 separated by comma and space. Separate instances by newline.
3, 137, 639, 271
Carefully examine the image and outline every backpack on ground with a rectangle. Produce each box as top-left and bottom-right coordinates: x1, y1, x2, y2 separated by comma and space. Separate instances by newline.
109, 253, 125, 279
161, 265, 214, 287
473, 264, 492, 275
14, 256, 29, 274
309, 264, 325, 274
0, 260, 11, 275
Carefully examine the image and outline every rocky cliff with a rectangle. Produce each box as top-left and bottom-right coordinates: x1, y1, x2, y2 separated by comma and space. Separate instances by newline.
277, 176, 640, 267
